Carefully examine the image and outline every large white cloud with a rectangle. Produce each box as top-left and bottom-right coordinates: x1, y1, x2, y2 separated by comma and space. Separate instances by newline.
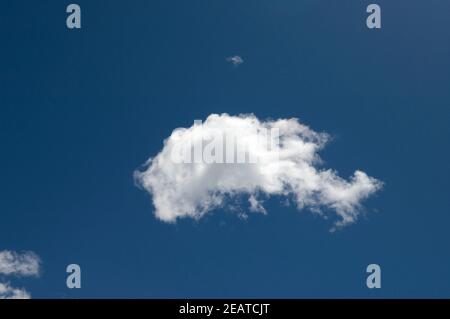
0, 251, 40, 277
135, 113, 382, 228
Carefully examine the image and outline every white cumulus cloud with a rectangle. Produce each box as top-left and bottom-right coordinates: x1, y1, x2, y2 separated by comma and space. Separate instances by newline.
0, 251, 41, 277
0, 282, 30, 299
135, 113, 382, 228
0, 250, 41, 299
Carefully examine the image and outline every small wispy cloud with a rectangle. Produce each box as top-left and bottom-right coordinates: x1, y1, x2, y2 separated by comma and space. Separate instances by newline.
226, 55, 244, 67
0, 250, 41, 299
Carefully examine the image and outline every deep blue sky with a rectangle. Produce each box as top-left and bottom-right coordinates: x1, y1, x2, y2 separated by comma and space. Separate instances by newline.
1, 0, 449, 298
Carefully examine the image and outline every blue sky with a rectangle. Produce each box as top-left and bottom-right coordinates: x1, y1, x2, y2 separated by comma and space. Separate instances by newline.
0, 0, 449, 298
